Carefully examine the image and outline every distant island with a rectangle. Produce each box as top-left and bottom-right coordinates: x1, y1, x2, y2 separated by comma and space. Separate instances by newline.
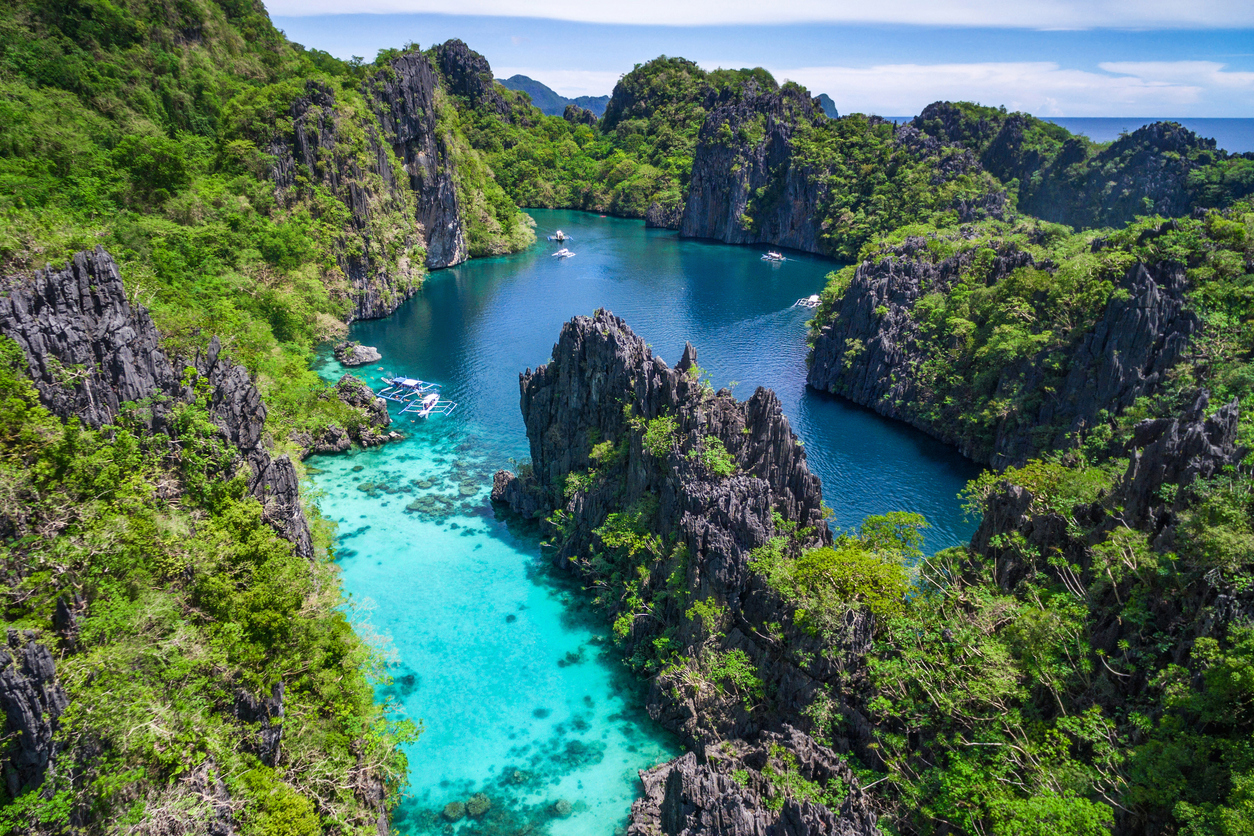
497, 74, 611, 117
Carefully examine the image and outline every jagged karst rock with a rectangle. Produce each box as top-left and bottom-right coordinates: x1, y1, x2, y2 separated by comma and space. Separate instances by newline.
0, 247, 177, 427
807, 240, 1197, 467
646, 199, 684, 230
266, 80, 423, 321
681, 89, 1004, 256
1120, 390, 1243, 541
562, 103, 597, 126
367, 51, 468, 269
335, 341, 383, 366
494, 311, 877, 835
0, 248, 314, 557
681, 81, 829, 253
628, 726, 876, 836
434, 39, 509, 116
234, 682, 285, 767
293, 374, 394, 459
912, 102, 1253, 228
0, 631, 68, 799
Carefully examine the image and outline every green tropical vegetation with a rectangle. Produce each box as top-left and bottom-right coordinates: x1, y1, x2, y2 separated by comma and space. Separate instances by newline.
3, 0, 1254, 833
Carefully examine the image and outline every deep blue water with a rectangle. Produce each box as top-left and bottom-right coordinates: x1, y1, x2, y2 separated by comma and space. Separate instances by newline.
309, 209, 980, 835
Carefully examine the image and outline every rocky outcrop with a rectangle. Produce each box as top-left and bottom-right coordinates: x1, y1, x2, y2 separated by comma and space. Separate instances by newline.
680, 82, 827, 253
495, 311, 875, 836
0, 247, 177, 428
235, 683, 284, 767
562, 103, 597, 126
0, 248, 313, 557
0, 631, 68, 799
1120, 390, 1243, 540
334, 341, 383, 367
292, 374, 395, 458
433, 39, 508, 116
266, 80, 423, 320
807, 239, 1197, 467
913, 102, 1254, 229
646, 198, 684, 230
629, 727, 876, 836
367, 51, 468, 269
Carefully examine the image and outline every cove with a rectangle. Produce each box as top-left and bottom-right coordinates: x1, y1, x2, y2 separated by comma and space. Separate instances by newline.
308, 209, 981, 834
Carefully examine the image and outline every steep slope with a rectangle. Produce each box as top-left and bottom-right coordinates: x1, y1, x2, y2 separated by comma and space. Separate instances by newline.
806, 209, 1251, 468
494, 311, 879, 835
914, 102, 1254, 228
0, 248, 409, 830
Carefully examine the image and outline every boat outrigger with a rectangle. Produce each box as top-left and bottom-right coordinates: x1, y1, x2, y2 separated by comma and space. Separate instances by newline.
400, 391, 458, 418
551, 247, 575, 258
375, 375, 458, 418
762, 251, 786, 262
377, 375, 437, 403
547, 230, 570, 242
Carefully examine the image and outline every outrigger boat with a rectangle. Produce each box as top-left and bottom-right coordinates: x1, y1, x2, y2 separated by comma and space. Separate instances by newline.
547, 229, 570, 242
793, 294, 821, 309
376, 375, 458, 417
401, 391, 458, 418
551, 247, 575, 258
377, 375, 437, 403
762, 251, 787, 262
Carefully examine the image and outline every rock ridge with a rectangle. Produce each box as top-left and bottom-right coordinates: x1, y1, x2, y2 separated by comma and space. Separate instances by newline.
494, 310, 876, 836
807, 241, 1197, 467
0, 247, 313, 556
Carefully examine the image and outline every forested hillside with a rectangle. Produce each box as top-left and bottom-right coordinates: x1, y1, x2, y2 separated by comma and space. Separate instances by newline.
3, 1, 1254, 834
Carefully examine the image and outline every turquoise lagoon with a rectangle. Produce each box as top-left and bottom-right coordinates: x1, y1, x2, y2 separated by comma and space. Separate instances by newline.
309, 209, 981, 834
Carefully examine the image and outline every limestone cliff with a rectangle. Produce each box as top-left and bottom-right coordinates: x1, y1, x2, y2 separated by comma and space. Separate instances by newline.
366, 51, 469, 269
0, 631, 68, 800
914, 102, 1254, 228
267, 80, 424, 320
807, 237, 1198, 467
680, 81, 828, 252
494, 311, 877, 836
0, 247, 313, 556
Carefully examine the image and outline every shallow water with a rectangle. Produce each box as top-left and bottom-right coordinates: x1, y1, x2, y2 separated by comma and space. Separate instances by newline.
309, 209, 981, 835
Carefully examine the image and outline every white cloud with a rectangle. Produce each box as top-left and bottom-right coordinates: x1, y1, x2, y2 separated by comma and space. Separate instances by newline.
265, 0, 1254, 28
1099, 60, 1254, 89
493, 67, 625, 97
761, 61, 1254, 116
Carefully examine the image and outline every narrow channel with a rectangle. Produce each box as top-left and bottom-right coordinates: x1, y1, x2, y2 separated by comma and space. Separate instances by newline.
308, 209, 980, 834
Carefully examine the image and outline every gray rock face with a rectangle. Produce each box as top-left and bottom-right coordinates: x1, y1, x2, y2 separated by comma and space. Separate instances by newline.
680, 92, 1004, 257
495, 311, 876, 836
680, 82, 827, 253
0, 248, 313, 557
0, 631, 68, 799
0, 247, 177, 427
434, 39, 508, 116
807, 239, 1197, 467
630, 727, 876, 836
335, 342, 383, 366
267, 80, 423, 321
234, 683, 285, 767
1120, 390, 1243, 538
367, 51, 468, 269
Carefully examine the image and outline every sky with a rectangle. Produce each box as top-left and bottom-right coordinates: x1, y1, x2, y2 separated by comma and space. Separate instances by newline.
268, 2, 1254, 117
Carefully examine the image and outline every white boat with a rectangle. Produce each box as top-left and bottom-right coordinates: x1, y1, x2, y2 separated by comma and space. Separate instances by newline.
416, 392, 440, 417
794, 294, 821, 309
547, 230, 570, 242
551, 248, 575, 258
762, 251, 786, 262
